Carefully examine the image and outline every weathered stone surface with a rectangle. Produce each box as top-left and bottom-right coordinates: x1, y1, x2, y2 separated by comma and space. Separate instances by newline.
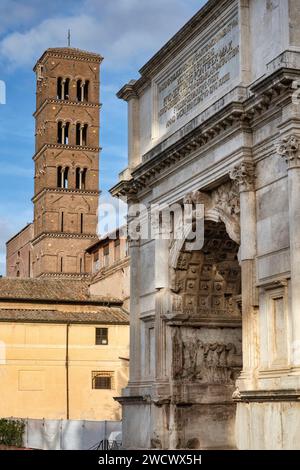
112, 0, 300, 450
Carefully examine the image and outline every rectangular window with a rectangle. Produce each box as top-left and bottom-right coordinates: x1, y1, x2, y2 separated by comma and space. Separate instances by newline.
92, 371, 114, 390
114, 239, 120, 261
103, 244, 109, 268
95, 327, 108, 345
93, 251, 100, 273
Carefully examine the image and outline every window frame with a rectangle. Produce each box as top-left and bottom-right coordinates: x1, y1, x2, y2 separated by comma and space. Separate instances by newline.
92, 371, 114, 390
95, 327, 108, 345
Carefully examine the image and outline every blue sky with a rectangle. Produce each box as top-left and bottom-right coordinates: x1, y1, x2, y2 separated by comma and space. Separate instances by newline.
0, 0, 206, 274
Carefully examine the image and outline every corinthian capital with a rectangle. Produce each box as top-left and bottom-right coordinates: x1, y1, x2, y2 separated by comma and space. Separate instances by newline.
276, 135, 300, 168
229, 161, 255, 192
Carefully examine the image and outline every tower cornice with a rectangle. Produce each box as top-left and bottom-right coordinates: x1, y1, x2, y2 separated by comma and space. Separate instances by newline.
33, 98, 101, 118
33, 47, 103, 71
31, 231, 98, 246
32, 187, 100, 204
33, 143, 101, 161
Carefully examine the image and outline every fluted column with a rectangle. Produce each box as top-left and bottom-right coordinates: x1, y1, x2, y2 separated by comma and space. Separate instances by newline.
277, 134, 300, 367
230, 161, 257, 382
128, 238, 141, 382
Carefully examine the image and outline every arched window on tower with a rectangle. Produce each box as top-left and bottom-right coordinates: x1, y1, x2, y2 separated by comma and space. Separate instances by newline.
57, 77, 63, 99
76, 123, 88, 146
63, 167, 69, 189
82, 168, 87, 189
82, 124, 87, 146
57, 77, 70, 100
75, 167, 80, 188
58, 122, 70, 144
64, 78, 70, 100
57, 121, 63, 143
76, 123, 81, 145
84, 80, 89, 101
75, 168, 87, 189
64, 122, 70, 144
57, 166, 69, 188
57, 166, 62, 187
77, 79, 82, 101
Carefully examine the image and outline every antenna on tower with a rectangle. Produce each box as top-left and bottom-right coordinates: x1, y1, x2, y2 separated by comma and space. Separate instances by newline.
67, 29, 71, 47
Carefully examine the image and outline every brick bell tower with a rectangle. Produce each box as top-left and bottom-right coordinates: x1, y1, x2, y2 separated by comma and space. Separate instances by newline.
32, 48, 102, 278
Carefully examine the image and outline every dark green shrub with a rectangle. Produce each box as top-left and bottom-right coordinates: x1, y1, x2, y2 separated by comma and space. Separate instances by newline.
0, 418, 25, 447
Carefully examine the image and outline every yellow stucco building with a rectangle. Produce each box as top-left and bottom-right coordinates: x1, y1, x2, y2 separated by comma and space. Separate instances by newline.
0, 278, 129, 420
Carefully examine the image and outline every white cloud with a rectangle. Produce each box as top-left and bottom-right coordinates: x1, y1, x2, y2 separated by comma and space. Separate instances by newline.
0, 0, 78, 37
0, 1, 37, 35
0, 15, 99, 68
0, 0, 204, 71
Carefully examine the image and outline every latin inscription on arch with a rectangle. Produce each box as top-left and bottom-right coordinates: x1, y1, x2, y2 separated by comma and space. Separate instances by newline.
156, 8, 240, 136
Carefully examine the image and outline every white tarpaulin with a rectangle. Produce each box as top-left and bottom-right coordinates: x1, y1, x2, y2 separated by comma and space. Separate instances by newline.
22, 419, 122, 450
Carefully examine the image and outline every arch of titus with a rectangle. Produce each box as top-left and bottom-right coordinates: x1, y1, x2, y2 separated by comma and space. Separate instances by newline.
111, 0, 300, 449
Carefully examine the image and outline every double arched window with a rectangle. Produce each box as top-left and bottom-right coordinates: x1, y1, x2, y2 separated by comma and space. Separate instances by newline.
57, 121, 70, 144
57, 77, 70, 100
57, 166, 69, 189
56, 77, 90, 101
76, 123, 88, 146
75, 167, 87, 189
76, 79, 89, 102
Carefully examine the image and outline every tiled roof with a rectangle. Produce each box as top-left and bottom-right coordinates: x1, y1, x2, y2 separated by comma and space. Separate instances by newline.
0, 308, 129, 324
46, 47, 102, 58
0, 278, 121, 305
34, 47, 103, 69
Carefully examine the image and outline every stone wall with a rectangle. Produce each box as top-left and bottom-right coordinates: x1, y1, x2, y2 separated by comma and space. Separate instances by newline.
112, 0, 300, 450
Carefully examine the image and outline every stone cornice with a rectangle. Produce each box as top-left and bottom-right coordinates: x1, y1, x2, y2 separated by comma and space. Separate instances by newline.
34, 48, 103, 71
236, 389, 300, 402
33, 143, 101, 161
111, 70, 297, 199
32, 231, 98, 246
32, 187, 100, 203
34, 98, 101, 118
117, 80, 138, 101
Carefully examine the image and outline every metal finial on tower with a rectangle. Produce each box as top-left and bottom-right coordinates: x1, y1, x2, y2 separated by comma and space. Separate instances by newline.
67, 29, 71, 47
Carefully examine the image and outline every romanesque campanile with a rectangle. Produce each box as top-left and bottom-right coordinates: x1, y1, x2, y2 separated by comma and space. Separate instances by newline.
32, 48, 102, 277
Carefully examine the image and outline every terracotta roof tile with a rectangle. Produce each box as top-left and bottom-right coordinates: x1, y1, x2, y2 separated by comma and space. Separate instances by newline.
0, 278, 121, 304
0, 308, 129, 324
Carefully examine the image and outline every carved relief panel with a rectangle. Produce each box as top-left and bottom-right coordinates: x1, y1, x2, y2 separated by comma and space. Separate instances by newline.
171, 326, 242, 384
